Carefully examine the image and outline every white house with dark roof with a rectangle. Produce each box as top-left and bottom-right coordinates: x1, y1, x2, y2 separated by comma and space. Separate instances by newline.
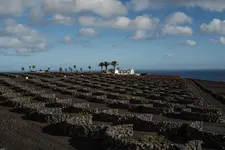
114, 68, 135, 75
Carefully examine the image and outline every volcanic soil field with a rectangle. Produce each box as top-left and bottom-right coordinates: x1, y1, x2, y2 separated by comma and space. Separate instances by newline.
0, 72, 225, 150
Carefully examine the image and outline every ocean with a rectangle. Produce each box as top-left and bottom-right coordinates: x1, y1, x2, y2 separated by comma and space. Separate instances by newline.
135, 70, 225, 82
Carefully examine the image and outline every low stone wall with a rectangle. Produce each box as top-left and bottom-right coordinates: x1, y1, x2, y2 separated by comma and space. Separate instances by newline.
128, 104, 153, 113
182, 140, 203, 150
27, 107, 69, 123
89, 95, 107, 103
186, 104, 221, 113
22, 102, 46, 114
173, 121, 225, 149
92, 90, 106, 96
128, 104, 174, 114
174, 98, 196, 105
129, 97, 149, 104
60, 117, 223, 149
104, 124, 200, 150
46, 99, 73, 108
34, 93, 58, 103
93, 109, 119, 122
193, 80, 225, 105
104, 124, 134, 150
180, 108, 222, 122
106, 93, 132, 100
62, 114, 110, 138
4, 97, 31, 108
145, 94, 165, 101
1, 76, 225, 149
68, 103, 92, 113
106, 99, 129, 109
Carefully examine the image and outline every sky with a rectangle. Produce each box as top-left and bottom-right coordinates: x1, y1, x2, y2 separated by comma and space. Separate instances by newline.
0, 0, 225, 72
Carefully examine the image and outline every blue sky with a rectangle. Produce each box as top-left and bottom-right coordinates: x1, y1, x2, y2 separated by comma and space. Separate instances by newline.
0, 0, 225, 72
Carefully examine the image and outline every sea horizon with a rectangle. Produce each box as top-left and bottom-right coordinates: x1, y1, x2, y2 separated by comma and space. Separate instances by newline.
135, 69, 225, 82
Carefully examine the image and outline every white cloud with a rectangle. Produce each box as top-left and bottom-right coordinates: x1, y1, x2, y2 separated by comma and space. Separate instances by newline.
0, 0, 127, 18
127, 0, 164, 11
200, 19, 225, 34
0, 0, 39, 17
0, 0, 24, 16
166, 12, 192, 25
128, 0, 225, 12
58, 36, 74, 44
58, 36, 91, 47
0, 19, 47, 53
29, 10, 75, 25
0, 36, 46, 51
161, 25, 193, 36
3, 18, 16, 26
16, 48, 31, 53
220, 36, 225, 45
78, 15, 159, 30
29, 7, 44, 23
129, 30, 149, 40
209, 38, 219, 43
183, 1, 225, 12
211, 36, 225, 45
1, 21, 39, 36
42, 0, 127, 18
46, 14, 74, 25
64, 36, 72, 42
2, 0, 225, 20
77, 28, 97, 37
186, 40, 197, 46
179, 40, 197, 46
159, 13, 193, 37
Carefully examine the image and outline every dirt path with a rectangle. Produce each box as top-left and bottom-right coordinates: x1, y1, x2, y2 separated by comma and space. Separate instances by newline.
0, 106, 74, 150
186, 79, 225, 115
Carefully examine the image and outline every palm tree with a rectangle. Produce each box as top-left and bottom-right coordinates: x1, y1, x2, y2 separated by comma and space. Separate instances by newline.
59, 67, 62, 72
65, 68, 68, 72
104, 61, 110, 73
48, 67, 50, 72
73, 65, 77, 72
29, 66, 31, 72
111, 61, 119, 70
32, 65, 36, 72
80, 68, 83, 72
69, 67, 73, 72
98, 62, 104, 71
88, 66, 91, 72
21, 67, 25, 72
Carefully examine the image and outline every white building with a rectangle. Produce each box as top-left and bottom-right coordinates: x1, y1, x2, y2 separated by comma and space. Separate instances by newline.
39, 70, 46, 73
115, 68, 135, 75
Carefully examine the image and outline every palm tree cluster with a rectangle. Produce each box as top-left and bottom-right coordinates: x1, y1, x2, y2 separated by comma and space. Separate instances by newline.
21, 64, 83, 73
21, 65, 36, 72
21, 65, 51, 72
98, 61, 119, 73
59, 64, 80, 73
21, 61, 118, 73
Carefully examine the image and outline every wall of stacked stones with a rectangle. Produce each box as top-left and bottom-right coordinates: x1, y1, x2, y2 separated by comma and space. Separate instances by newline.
0, 74, 224, 149
0, 75, 223, 125
0, 75, 223, 123
13, 75, 223, 123
193, 80, 225, 105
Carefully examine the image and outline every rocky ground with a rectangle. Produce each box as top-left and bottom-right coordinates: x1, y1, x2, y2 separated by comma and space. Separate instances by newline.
0, 72, 225, 150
